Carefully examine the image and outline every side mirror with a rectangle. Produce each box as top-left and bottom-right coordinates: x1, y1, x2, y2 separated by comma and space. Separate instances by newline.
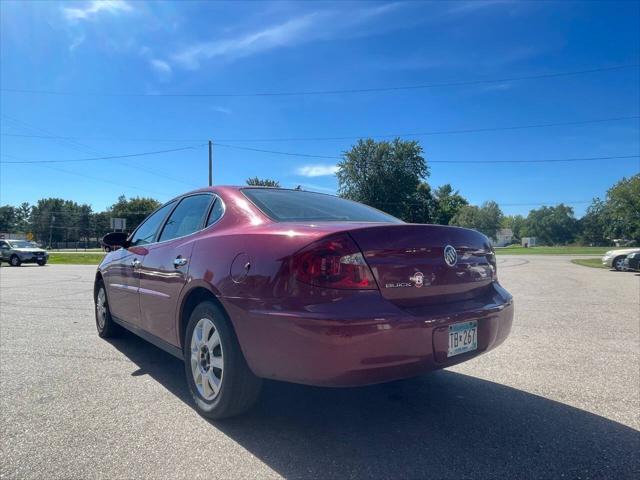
102, 232, 129, 250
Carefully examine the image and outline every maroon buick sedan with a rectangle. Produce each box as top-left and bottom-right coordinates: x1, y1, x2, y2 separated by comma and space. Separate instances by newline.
95, 187, 513, 418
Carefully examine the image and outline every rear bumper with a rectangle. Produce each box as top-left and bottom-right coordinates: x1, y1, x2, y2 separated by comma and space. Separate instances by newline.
224, 283, 514, 387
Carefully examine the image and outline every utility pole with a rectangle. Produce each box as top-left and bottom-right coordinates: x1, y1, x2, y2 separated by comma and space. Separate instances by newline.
48, 214, 55, 249
208, 140, 213, 186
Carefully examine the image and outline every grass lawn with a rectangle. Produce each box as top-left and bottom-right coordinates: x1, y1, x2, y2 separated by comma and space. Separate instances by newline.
48, 252, 105, 265
495, 246, 610, 255
571, 258, 608, 269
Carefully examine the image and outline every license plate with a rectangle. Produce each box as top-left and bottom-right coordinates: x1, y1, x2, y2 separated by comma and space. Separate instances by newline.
448, 321, 478, 357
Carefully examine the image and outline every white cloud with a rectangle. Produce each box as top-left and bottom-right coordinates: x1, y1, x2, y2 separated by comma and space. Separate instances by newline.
149, 58, 172, 75
172, 14, 318, 69
171, 3, 409, 69
210, 105, 232, 115
62, 0, 132, 22
297, 164, 339, 177
69, 34, 86, 51
479, 82, 513, 92
445, 0, 511, 16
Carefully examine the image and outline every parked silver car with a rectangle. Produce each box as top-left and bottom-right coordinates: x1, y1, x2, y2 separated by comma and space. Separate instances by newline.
602, 248, 640, 271
0, 239, 49, 266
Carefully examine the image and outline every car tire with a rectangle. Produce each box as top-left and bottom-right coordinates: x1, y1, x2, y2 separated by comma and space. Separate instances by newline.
613, 256, 626, 271
9, 255, 21, 267
37, 260, 47, 266
184, 300, 262, 419
95, 281, 121, 338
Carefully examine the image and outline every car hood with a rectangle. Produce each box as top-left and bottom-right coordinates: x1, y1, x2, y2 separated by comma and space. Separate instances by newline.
606, 248, 640, 255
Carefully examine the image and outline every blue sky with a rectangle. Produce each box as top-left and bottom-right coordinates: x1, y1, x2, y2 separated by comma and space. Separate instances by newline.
1, 0, 638, 216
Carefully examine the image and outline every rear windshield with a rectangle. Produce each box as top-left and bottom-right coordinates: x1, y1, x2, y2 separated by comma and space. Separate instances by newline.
242, 188, 402, 223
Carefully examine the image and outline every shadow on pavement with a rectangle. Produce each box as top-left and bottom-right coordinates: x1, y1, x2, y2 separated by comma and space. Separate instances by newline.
108, 334, 640, 479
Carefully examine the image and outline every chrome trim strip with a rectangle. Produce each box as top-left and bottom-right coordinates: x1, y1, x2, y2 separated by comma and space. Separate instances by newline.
138, 287, 171, 299
109, 283, 138, 292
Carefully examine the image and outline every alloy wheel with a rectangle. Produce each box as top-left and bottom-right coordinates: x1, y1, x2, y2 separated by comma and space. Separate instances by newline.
96, 288, 107, 330
614, 257, 625, 271
190, 318, 224, 401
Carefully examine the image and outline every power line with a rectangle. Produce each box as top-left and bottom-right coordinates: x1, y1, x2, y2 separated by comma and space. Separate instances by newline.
0, 132, 202, 142
214, 143, 640, 164
1, 64, 637, 98
38, 164, 173, 197
3, 140, 637, 165
429, 155, 640, 164
0, 144, 207, 164
0, 115, 202, 187
2, 115, 637, 143
216, 143, 340, 159
218, 115, 640, 142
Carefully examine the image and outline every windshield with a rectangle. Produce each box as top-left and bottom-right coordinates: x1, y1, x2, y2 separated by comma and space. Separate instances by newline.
242, 188, 403, 223
8, 240, 38, 248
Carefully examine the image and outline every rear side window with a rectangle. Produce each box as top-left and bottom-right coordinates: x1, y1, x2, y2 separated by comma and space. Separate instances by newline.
130, 201, 176, 246
242, 188, 402, 223
206, 198, 224, 227
159, 194, 212, 242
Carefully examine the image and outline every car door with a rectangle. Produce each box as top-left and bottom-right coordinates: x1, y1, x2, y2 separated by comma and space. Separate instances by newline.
103, 201, 176, 326
138, 194, 214, 346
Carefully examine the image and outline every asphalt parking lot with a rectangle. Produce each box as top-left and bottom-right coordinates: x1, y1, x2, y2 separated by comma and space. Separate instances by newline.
1, 257, 638, 479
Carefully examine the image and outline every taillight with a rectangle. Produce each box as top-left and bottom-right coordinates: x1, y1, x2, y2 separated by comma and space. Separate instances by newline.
292, 233, 377, 290
487, 250, 498, 280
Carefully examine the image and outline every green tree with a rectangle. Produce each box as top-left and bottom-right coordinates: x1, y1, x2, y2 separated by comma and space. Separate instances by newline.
30, 198, 93, 243
246, 177, 280, 187
77, 204, 93, 241
502, 214, 526, 241
451, 201, 504, 240
14, 202, 32, 233
404, 181, 438, 224
604, 174, 640, 243
0, 205, 17, 232
579, 198, 609, 246
31, 199, 64, 243
91, 211, 111, 238
337, 138, 428, 219
433, 184, 468, 225
524, 204, 579, 245
108, 195, 161, 233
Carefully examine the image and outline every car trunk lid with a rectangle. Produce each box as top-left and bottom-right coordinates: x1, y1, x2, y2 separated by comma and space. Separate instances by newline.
348, 224, 495, 307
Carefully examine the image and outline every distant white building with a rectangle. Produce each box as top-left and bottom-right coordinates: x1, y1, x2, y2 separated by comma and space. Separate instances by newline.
521, 237, 537, 247
494, 228, 514, 247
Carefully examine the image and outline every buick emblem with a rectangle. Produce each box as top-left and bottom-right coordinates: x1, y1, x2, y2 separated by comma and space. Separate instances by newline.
410, 271, 425, 288
444, 245, 457, 267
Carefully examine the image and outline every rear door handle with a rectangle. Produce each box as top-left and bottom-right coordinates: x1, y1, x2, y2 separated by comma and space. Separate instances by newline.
174, 257, 188, 268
